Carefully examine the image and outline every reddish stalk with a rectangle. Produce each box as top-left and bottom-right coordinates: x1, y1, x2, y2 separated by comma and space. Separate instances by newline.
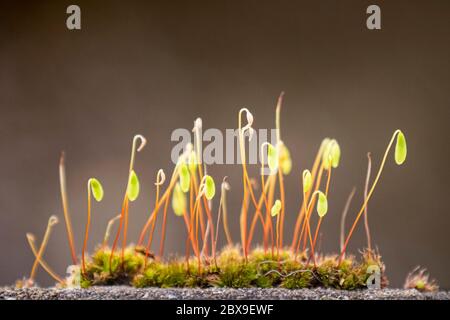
110, 135, 146, 267
338, 130, 403, 265
295, 193, 316, 265
298, 163, 325, 253
266, 174, 276, 257
237, 108, 252, 259
276, 208, 281, 262
220, 180, 233, 247
81, 181, 92, 274
246, 142, 273, 252
193, 119, 214, 259
102, 214, 121, 249
190, 193, 203, 273
245, 182, 268, 253
182, 208, 199, 260
26, 233, 64, 285
311, 164, 332, 257
364, 152, 373, 255
143, 170, 165, 267
304, 191, 327, 267
109, 195, 127, 271
29, 216, 59, 284
339, 187, 356, 254
120, 197, 130, 261
274, 93, 286, 252
158, 194, 171, 257
214, 178, 231, 257
291, 139, 329, 251
277, 165, 286, 251
137, 167, 179, 247
59, 152, 78, 265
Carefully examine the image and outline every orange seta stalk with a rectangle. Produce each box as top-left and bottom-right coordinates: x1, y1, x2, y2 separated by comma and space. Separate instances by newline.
238, 109, 250, 259
244, 178, 267, 253
311, 164, 332, 256
158, 194, 171, 257
246, 176, 271, 252
109, 195, 127, 271
296, 191, 316, 265
59, 152, 78, 265
193, 122, 214, 259
81, 181, 92, 274
143, 171, 164, 267
303, 191, 326, 267
220, 180, 233, 247
26, 233, 64, 285
339, 187, 356, 255
298, 163, 325, 253
291, 140, 328, 251
247, 177, 271, 250
274, 93, 286, 252
182, 208, 199, 259
29, 215, 59, 284
277, 165, 286, 251
137, 167, 179, 247
237, 108, 266, 259
295, 191, 313, 258
363, 152, 373, 255
266, 174, 276, 257
260, 177, 270, 252
338, 130, 402, 265
102, 214, 121, 249
214, 178, 231, 258
193, 170, 207, 246
120, 197, 130, 261
191, 195, 203, 273
110, 135, 146, 267
276, 208, 281, 262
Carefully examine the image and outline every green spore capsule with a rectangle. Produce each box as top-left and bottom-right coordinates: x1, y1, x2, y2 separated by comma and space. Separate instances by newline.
302, 170, 312, 194
395, 130, 407, 165
172, 183, 186, 216
267, 143, 279, 173
89, 178, 104, 202
271, 199, 282, 217
180, 163, 190, 193
127, 170, 140, 201
204, 175, 216, 200
317, 191, 328, 217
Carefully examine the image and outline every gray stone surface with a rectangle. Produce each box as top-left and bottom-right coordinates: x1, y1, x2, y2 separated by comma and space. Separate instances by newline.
1, 286, 449, 300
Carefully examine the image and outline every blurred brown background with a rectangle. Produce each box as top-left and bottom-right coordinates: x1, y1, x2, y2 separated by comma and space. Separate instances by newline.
0, 0, 449, 288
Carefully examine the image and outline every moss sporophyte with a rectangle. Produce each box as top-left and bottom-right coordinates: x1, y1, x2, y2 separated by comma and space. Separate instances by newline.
18, 94, 437, 291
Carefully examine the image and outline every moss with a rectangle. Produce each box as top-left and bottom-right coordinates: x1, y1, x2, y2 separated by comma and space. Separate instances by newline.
82, 246, 145, 286
133, 261, 183, 287
217, 261, 258, 288
281, 270, 313, 289
404, 267, 438, 292
75, 246, 388, 290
